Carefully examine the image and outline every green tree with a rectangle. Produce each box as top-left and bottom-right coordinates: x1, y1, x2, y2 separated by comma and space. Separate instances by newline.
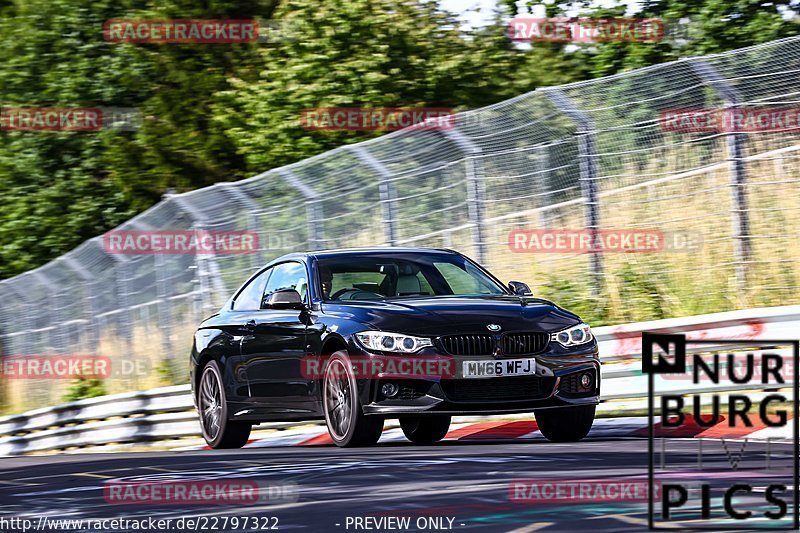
505, 0, 800, 77
215, 0, 533, 171
0, 0, 276, 278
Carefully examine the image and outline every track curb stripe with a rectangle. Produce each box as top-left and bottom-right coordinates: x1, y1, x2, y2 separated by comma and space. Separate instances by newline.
173, 416, 795, 450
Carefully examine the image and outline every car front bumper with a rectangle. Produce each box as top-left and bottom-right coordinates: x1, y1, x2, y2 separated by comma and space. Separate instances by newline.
355, 342, 601, 416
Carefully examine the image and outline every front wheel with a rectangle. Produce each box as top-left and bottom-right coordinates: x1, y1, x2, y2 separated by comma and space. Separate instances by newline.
534, 404, 596, 442
400, 415, 451, 445
198, 360, 251, 449
323, 351, 384, 447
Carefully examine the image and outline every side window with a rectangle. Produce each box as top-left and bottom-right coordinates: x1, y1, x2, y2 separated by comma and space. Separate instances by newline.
232, 269, 272, 311
415, 272, 434, 295
262, 262, 308, 304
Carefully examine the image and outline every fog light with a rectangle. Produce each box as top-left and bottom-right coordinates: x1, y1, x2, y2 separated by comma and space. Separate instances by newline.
580, 373, 592, 389
381, 382, 399, 398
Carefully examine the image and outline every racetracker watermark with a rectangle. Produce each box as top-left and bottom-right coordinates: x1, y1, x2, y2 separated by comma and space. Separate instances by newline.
299, 107, 455, 131
104, 19, 301, 44
104, 479, 297, 505
508, 229, 701, 253
0, 107, 142, 132
0, 355, 111, 379
509, 17, 664, 43
661, 108, 800, 133
102, 230, 258, 255
301, 355, 456, 380
509, 480, 658, 503
644, 333, 799, 529
105, 20, 256, 44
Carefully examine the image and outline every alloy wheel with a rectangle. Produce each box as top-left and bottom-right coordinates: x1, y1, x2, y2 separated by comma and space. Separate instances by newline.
325, 358, 353, 440
199, 366, 223, 441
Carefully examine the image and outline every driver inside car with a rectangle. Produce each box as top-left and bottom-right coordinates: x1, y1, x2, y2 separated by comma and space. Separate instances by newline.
320, 266, 334, 299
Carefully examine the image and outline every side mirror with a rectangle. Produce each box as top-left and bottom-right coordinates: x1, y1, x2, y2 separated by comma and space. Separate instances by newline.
263, 289, 305, 310
508, 281, 533, 296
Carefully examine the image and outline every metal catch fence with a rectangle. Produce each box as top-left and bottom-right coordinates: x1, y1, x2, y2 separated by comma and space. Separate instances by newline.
1, 37, 800, 409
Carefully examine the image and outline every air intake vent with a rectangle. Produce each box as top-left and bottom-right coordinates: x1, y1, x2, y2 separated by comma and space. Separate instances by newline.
441, 377, 555, 402
440, 334, 494, 356
501, 332, 549, 355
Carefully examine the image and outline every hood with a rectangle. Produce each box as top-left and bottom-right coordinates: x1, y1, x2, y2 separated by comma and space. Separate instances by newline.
320, 295, 581, 335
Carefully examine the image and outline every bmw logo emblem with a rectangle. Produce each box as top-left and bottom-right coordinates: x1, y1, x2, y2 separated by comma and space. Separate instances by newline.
487, 324, 501, 332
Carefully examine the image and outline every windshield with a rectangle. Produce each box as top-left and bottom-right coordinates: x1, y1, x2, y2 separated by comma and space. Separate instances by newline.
316, 253, 506, 301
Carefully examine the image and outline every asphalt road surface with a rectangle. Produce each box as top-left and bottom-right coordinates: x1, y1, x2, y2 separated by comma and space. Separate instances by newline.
0, 437, 795, 532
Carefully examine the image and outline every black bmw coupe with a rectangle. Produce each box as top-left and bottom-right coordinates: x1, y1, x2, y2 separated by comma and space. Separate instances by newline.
190, 248, 600, 448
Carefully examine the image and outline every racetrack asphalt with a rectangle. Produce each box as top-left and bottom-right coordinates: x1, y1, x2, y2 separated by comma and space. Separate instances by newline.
0, 436, 794, 532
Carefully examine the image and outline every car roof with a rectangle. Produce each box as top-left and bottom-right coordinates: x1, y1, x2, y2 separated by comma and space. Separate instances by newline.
273, 247, 461, 263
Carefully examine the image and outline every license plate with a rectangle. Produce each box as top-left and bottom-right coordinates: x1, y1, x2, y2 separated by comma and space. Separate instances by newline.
461, 358, 536, 379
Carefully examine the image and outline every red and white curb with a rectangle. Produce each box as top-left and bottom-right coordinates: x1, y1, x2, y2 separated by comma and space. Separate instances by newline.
175, 415, 793, 451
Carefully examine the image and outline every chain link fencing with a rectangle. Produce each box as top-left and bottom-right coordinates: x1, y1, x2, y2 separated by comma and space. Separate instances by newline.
1, 37, 800, 411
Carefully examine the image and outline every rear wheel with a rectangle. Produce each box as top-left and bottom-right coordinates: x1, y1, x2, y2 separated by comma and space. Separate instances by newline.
323, 351, 384, 447
400, 415, 451, 445
198, 360, 251, 449
534, 404, 596, 442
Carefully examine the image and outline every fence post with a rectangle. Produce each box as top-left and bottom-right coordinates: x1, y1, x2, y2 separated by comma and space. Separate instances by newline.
102, 238, 132, 348
689, 58, 752, 291
543, 88, 603, 296
442, 128, 487, 264
119, 215, 174, 362
535, 145, 553, 229
192, 241, 213, 321
152, 252, 174, 362
3, 281, 35, 356
22, 272, 66, 353
152, 194, 201, 363
0, 282, 16, 355
351, 146, 398, 246
168, 194, 227, 303
112, 254, 135, 368
59, 256, 99, 354
218, 182, 265, 268
1, 282, 27, 355
277, 170, 325, 250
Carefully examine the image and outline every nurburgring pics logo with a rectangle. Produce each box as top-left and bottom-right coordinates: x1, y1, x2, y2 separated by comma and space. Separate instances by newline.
643, 333, 799, 529
102, 230, 259, 255
299, 107, 455, 131
661, 350, 796, 382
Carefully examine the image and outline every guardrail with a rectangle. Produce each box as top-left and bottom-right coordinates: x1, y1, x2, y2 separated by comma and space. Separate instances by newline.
1, 304, 798, 456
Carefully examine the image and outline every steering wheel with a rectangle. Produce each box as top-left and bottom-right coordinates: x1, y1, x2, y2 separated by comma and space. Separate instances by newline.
330, 287, 382, 300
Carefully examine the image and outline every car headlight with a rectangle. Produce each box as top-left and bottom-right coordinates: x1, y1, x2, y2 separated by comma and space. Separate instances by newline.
355, 331, 433, 353
551, 323, 593, 347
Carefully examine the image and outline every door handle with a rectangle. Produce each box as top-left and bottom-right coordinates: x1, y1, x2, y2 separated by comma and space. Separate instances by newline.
244, 319, 257, 331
